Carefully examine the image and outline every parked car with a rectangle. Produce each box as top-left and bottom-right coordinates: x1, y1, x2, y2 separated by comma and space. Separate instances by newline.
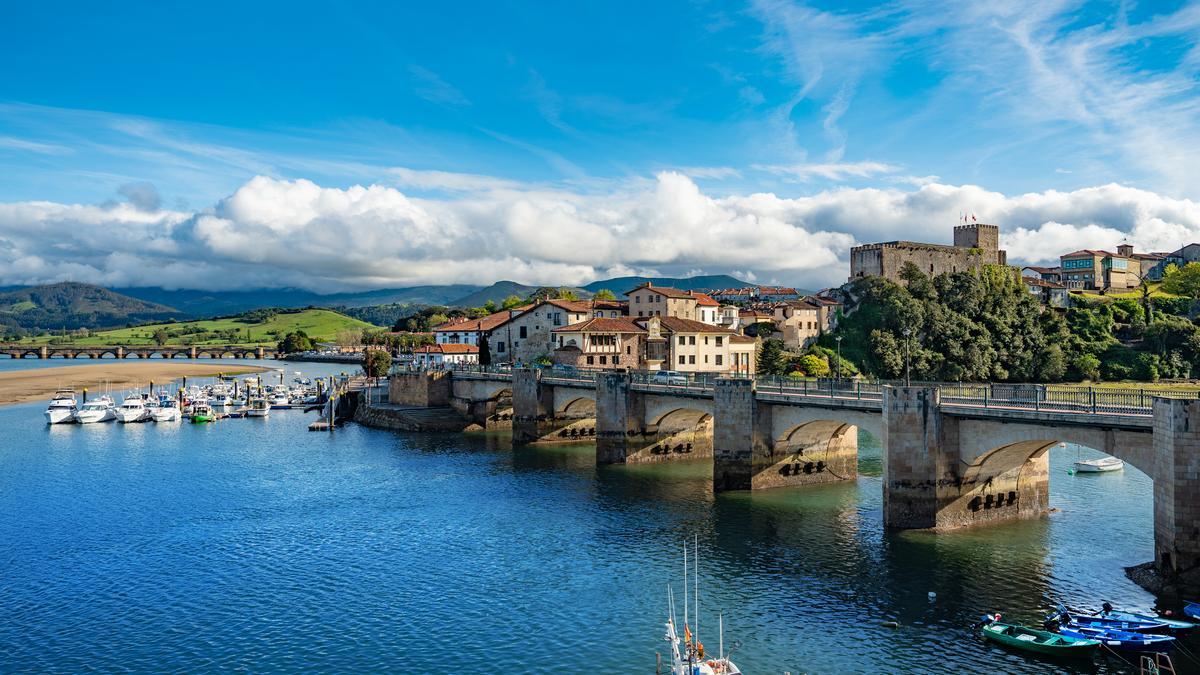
650, 370, 688, 386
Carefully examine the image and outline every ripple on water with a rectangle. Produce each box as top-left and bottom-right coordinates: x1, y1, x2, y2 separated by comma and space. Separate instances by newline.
0, 387, 1182, 673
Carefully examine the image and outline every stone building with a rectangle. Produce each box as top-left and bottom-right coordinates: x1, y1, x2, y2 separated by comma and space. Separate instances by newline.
849, 223, 1008, 282
1059, 244, 1165, 290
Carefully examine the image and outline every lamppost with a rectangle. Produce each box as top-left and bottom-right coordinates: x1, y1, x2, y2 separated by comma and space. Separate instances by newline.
902, 327, 912, 386
834, 335, 843, 382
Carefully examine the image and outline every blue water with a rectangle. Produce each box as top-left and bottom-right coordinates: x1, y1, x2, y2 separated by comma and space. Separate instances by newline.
0, 361, 1193, 672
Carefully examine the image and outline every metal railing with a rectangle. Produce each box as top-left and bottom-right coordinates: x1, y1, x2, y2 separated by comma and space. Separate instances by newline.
416, 366, 1190, 419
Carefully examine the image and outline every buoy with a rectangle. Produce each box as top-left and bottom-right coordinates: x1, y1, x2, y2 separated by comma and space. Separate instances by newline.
928, 591, 937, 601
882, 620, 899, 628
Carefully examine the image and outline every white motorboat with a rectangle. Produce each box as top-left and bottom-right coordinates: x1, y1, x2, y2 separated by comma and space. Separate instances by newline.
269, 391, 291, 408
44, 389, 78, 424
1074, 457, 1124, 473
151, 399, 182, 422
246, 396, 271, 417
662, 537, 741, 675
74, 396, 116, 424
115, 394, 150, 423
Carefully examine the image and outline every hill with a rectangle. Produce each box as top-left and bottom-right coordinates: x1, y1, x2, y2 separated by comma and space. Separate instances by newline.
448, 281, 590, 307
116, 284, 481, 317
0, 282, 179, 333
20, 308, 377, 347
582, 274, 754, 296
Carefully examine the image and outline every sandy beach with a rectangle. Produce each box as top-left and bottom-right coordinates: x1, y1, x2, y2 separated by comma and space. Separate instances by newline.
0, 362, 272, 406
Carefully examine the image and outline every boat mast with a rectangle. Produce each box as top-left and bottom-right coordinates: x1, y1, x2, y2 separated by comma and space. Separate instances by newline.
683, 543, 688, 636
694, 534, 699, 652
719, 612, 724, 665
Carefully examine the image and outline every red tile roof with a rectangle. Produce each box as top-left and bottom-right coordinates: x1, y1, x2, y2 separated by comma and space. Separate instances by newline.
552, 317, 645, 333
641, 316, 737, 334
625, 282, 696, 299
413, 343, 479, 354
431, 311, 513, 332
687, 291, 720, 306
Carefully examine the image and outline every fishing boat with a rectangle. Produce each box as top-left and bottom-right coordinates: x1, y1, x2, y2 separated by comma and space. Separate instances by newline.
661, 537, 741, 675
1050, 607, 1168, 633
1073, 457, 1124, 473
246, 396, 270, 418
151, 398, 181, 422
1055, 624, 1175, 653
189, 402, 215, 423
74, 396, 116, 424
114, 394, 150, 423
44, 389, 78, 424
1096, 603, 1196, 633
979, 616, 1099, 659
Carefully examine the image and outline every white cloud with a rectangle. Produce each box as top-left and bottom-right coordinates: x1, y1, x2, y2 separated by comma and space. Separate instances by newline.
2, 175, 1200, 293
408, 65, 471, 108
0, 135, 72, 155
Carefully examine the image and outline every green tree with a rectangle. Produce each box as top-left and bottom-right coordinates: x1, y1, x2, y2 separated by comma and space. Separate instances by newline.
1072, 353, 1101, 381
501, 294, 524, 310
797, 354, 830, 377
277, 330, 315, 354
153, 329, 169, 346
758, 338, 789, 376
362, 348, 392, 379
1161, 262, 1200, 299
593, 289, 617, 301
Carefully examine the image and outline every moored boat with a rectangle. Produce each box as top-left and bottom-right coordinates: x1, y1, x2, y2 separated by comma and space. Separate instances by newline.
74, 396, 116, 424
114, 394, 150, 423
662, 537, 741, 675
1073, 457, 1124, 473
1184, 602, 1200, 621
44, 389, 78, 424
151, 399, 181, 422
246, 396, 270, 417
1096, 603, 1196, 633
1055, 624, 1175, 653
1051, 607, 1168, 633
190, 402, 215, 423
980, 616, 1099, 659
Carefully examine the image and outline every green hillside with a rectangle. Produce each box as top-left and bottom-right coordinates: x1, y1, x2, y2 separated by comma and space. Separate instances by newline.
21, 308, 378, 346
0, 282, 179, 332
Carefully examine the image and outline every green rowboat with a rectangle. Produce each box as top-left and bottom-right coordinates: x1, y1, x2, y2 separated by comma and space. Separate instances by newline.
981, 621, 1099, 659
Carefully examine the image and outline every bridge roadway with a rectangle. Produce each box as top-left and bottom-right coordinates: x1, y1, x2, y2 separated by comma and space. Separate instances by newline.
409, 367, 1198, 583
0, 345, 278, 360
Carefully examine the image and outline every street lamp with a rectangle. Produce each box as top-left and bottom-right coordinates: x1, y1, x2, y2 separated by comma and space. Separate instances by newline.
834, 335, 843, 382
902, 327, 912, 387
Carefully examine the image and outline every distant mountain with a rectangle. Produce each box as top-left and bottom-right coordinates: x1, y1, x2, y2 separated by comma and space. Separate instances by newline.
0, 282, 179, 332
116, 284, 483, 318
582, 274, 754, 296
448, 281, 589, 308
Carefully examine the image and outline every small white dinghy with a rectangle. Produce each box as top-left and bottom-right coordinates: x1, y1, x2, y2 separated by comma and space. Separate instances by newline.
1073, 457, 1124, 473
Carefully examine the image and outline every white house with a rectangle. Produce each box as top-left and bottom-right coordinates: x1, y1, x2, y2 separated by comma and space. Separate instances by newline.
410, 343, 479, 368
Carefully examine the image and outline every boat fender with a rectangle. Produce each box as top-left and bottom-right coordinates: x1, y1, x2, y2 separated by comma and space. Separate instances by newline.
882, 620, 899, 628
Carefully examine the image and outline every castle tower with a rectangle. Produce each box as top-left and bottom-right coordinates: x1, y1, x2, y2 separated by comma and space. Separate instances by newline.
953, 223, 999, 252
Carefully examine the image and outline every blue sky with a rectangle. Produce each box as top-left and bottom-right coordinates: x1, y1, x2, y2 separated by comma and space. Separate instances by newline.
2, 1, 1200, 291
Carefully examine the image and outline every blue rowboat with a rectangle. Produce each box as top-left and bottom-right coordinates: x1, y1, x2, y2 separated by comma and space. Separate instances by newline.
1185, 603, 1200, 621
1100, 610, 1196, 633
1057, 625, 1176, 653
1050, 607, 1167, 634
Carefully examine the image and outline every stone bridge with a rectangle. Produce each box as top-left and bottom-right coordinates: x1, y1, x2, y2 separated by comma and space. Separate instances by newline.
0, 345, 277, 360
396, 368, 1200, 581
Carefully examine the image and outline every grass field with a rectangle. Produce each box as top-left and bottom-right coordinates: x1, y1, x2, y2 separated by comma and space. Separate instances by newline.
19, 309, 379, 346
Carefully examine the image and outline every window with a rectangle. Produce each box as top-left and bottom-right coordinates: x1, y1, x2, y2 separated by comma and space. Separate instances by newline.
716, 355, 723, 366
678, 336, 686, 345
626, 346, 631, 354
689, 336, 696, 345
689, 355, 696, 364
704, 336, 709, 345
599, 356, 607, 365
587, 356, 594, 365
553, 312, 562, 326
704, 355, 709, 363
716, 336, 723, 346
635, 296, 641, 303
519, 326, 527, 338
679, 355, 685, 365
613, 356, 620, 365
637, 311, 643, 317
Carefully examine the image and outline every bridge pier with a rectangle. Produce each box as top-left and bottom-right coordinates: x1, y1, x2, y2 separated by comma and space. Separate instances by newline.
38, 346, 48, 359
1153, 398, 1200, 580
511, 368, 569, 445
712, 379, 859, 491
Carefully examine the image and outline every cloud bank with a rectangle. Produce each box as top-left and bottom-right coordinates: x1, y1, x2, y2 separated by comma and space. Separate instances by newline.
1, 173, 1198, 293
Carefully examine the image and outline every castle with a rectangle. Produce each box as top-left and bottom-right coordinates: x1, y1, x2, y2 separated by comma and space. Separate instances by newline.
849, 223, 1007, 283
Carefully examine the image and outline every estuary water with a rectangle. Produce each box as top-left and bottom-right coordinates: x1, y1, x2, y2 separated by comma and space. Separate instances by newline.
0, 359, 1192, 673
